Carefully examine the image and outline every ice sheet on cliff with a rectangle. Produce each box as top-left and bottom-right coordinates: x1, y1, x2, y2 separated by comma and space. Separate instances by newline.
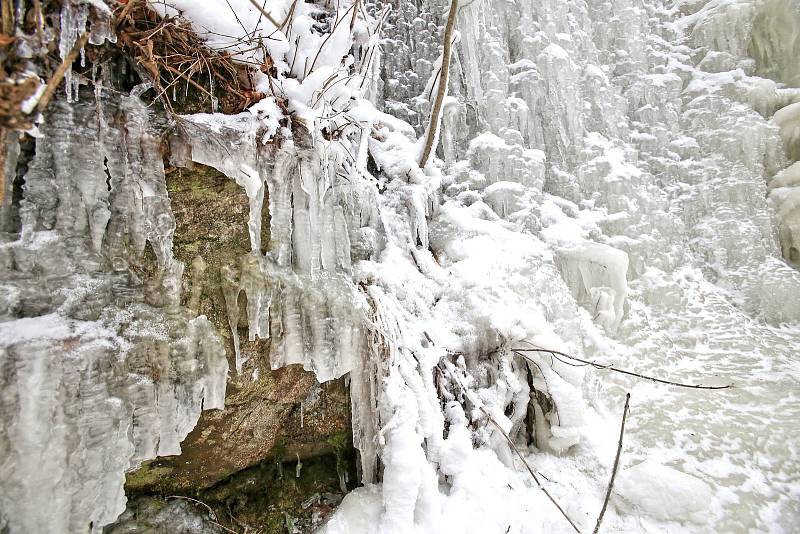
142, 0, 800, 532
2, 0, 800, 531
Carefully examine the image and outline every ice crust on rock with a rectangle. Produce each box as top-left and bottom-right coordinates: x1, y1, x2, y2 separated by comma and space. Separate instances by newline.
147, 0, 800, 531
3, 0, 800, 531
0, 94, 227, 534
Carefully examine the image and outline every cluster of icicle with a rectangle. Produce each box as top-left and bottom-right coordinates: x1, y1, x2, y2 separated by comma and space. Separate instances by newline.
141, 0, 800, 531
0, 94, 228, 532
2, 0, 800, 531
0, 4, 228, 533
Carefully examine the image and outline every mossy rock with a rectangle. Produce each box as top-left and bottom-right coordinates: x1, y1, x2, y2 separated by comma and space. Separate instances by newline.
121, 161, 357, 532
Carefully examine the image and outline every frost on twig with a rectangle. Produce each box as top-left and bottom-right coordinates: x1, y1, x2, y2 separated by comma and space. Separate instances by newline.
513, 346, 733, 390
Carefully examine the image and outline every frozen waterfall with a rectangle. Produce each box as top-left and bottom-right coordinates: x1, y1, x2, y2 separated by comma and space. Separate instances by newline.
0, 0, 799, 532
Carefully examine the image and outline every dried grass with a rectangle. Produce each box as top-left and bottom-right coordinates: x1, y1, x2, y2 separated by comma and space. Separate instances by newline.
113, 0, 267, 114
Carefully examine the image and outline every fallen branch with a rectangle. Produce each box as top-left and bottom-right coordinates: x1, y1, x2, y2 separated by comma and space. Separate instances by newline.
480, 407, 582, 534
419, 0, 459, 168
592, 393, 630, 534
513, 347, 732, 390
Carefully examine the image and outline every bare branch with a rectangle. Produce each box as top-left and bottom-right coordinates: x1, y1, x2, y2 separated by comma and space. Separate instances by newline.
480, 407, 582, 534
593, 393, 630, 534
513, 347, 732, 390
246, 0, 281, 28
419, 0, 459, 168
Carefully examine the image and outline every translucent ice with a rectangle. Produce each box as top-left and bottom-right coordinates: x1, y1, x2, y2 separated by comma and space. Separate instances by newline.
0, 93, 227, 534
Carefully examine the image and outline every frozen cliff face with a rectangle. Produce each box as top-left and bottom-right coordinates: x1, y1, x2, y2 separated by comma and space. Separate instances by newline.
140, 0, 800, 531
2, 0, 800, 531
326, 0, 800, 531
684, 0, 800, 268
0, 94, 228, 534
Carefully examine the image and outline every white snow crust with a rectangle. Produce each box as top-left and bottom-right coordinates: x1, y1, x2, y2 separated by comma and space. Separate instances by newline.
3, 0, 800, 532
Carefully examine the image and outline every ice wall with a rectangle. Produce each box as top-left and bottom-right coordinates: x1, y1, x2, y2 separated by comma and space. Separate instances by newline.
159, 0, 800, 530
0, 94, 227, 534
3, 0, 800, 530
685, 0, 800, 268
324, 0, 800, 530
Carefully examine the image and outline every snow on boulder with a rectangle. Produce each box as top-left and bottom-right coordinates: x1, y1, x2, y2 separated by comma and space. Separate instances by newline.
614, 461, 714, 524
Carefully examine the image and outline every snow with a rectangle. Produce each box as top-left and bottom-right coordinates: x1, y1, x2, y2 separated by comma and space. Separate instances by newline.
5, 0, 800, 531
615, 461, 714, 524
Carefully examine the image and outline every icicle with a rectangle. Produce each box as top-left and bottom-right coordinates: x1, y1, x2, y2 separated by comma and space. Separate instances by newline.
221, 265, 243, 374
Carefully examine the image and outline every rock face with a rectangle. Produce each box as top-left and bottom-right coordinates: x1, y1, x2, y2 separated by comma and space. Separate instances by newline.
122, 120, 356, 533
121, 154, 355, 498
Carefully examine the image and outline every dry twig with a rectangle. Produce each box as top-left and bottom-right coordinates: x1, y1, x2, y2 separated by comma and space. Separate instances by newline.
513, 347, 732, 390
114, 2, 257, 114
592, 393, 630, 534
480, 407, 582, 534
247, 0, 281, 28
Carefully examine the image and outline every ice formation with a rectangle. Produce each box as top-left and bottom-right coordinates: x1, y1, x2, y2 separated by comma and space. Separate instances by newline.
0, 94, 227, 533
2, 0, 800, 532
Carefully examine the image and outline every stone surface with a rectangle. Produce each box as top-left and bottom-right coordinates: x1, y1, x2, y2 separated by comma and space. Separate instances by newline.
121, 159, 355, 528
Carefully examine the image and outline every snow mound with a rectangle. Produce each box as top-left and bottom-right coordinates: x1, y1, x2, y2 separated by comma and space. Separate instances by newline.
614, 461, 713, 524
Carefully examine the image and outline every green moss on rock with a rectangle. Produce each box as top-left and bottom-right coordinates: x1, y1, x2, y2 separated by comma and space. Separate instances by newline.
121, 160, 357, 532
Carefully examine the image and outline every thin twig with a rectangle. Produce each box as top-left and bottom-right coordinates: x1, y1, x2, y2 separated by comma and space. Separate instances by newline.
593, 393, 630, 534
480, 408, 582, 534
36, 32, 90, 114
166, 496, 239, 534
513, 347, 732, 390
419, 0, 459, 168
114, 0, 139, 29
246, 0, 281, 27
306, 2, 358, 76
280, 0, 300, 31
349, 0, 361, 32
